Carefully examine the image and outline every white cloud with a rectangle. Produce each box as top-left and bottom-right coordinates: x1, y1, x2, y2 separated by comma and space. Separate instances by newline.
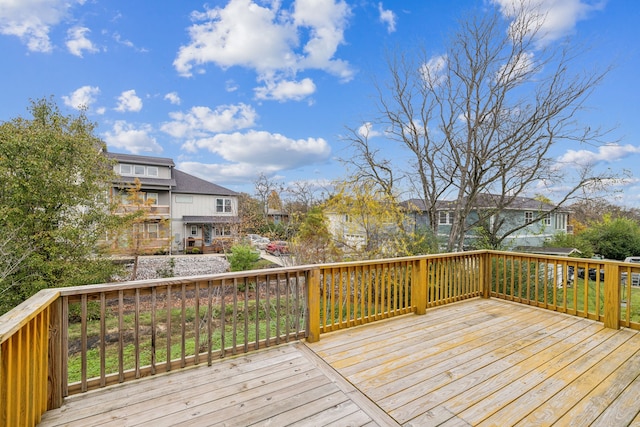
103, 121, 162, 154
491, 0, 606, 46
421, 54, 448, 87
557, 144, 640, 168
378, 2, 396, 33
358, 122, 382, 138
0, 0, 84, 52
115, 89, 143, 112
174, 0, 297, 76
66, 26, 98, 57
254, 77, 316, 101
112, 32, 147, 52
178, 161, 267, 184
161, 103, 257, 138
62, 85, 100, 110
173, 0, 354, 100
181, 130, 332, 171
225, 80, 239, 92
164, 92, 181, 105
497, 51, 535, 84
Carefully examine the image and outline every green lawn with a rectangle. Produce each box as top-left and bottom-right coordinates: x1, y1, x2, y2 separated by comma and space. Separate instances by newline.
67, 299, 304, 383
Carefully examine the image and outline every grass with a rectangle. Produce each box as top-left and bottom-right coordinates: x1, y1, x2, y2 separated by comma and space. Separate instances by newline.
490, 262, 640, 323
67, 298, 305, 383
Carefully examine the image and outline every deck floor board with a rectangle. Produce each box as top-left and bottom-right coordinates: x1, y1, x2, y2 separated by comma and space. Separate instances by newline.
38, 298, 640, 426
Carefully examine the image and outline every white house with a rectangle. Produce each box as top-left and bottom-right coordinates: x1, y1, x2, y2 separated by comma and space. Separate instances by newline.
107, 152, 239, 254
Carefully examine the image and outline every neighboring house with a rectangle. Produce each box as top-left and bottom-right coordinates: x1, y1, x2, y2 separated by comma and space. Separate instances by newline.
266, 208, 289, 225
402, 194, 571, 249
107, 152, 239, 254
324, 211, 367, 250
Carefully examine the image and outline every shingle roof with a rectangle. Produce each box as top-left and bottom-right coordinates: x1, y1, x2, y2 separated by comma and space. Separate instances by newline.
183, 216, 240, 224
173, 169, 237, 196
106, 152, 175, 167
401, 194, 567, 212
514, 246, 582, 256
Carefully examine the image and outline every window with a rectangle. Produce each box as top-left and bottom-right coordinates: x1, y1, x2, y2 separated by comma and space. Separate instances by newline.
175, 195, 193, 203
191, 226, 198, 236
134, 165, 145, 175
524, 211, 534, 224
439, 211, 454, 225
147, 166, 158, 177
543, 213, 552, 226
555, 213, 567, 230
120, 164, 132, 174
214, 226, 231, 236
216, 198, 232, 213
146, 192, 158, 205
148, 223, 158, 239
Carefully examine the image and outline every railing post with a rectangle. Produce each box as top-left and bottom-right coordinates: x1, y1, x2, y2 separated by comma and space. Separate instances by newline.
603, 264, 620, 329
306, 268, 321, 343
48, 297, 64, 409
413, 259, 427, 315
480, 251, 491, 299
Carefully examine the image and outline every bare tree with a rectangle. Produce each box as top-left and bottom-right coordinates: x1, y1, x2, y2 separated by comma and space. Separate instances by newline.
254, 173, 284, 218
345, 3, 618, 251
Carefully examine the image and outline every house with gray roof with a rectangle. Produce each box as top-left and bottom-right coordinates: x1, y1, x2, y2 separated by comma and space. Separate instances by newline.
107, 152, 238, 254
402, 194, 571, 250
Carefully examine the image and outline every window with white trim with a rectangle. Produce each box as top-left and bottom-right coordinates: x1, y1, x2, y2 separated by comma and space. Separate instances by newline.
148, 223, 158, 239
214, 226, 231, 236
543, 213, 552, 226
134, 165, 145, 175
216, 198, 232, 213
191, 226, 198, 236
524, 211, 534, 224
147, 166, 158, 177
439, 211, 454, 225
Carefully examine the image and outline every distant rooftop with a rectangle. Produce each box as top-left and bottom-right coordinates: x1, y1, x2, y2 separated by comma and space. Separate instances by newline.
106, 152, 175, 168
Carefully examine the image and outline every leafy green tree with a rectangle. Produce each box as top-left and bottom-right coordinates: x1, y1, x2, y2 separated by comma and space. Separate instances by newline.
580, 216, 640, 260
0, 98, 119, 314
227, 244, 261, 271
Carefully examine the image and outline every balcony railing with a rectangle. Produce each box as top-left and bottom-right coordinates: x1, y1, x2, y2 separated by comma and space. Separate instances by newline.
1, 250, 639, 426
114, 204, 170, 218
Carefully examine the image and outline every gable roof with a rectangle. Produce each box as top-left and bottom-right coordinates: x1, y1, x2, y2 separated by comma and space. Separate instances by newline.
173, 169, 237, 196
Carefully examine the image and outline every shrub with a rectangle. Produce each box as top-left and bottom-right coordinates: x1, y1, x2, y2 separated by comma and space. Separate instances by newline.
228, 244, 261, 272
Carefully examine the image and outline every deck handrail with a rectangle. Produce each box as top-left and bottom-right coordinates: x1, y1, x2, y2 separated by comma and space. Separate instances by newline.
1, 249, 639, 426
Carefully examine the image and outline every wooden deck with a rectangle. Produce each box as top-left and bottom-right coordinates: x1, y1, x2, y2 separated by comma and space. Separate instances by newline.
39, 298, 640, 426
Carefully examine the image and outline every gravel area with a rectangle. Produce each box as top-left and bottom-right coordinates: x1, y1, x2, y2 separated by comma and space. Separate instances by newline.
120, 255, 230, 281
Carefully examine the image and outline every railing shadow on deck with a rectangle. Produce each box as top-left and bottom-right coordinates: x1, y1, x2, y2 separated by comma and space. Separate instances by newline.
2, 249, 639, 426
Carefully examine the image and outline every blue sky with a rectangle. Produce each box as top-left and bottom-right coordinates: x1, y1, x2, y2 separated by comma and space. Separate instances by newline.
1, 0, 639, 205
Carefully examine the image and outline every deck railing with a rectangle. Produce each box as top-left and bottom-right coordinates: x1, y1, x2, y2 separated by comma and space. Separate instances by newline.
1, 250, 638, 426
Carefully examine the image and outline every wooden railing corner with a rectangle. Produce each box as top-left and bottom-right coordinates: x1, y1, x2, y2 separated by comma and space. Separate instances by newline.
413, 258, 427, 315
481, 251, 491, 299
603, 263, 621, 329
306, 268, 321, 343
